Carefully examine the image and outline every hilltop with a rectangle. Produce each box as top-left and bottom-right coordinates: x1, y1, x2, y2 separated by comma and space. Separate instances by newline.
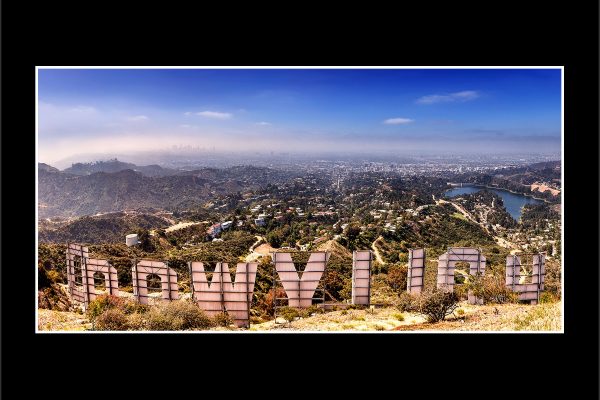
62, 159, 178, 177
38, 163, 293, 218
38, 211, 172, 243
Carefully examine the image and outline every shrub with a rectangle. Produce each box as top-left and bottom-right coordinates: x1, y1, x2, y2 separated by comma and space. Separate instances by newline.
146, 300, 213, 331
543, 259, 561, 299
456, 308, 465, 316
539, 291, 558, 304
300, 305, 324, 318
374, 325, 385, 331
396, 291, 417, 312
321, 270, 347, 301
94, 308, 129, 331
126, 313, 147, 330
46, 270, 61, 283
256, 287, 286, 316
87, 294, 147, 322
346, 304, 365, 310
338, 279, 353, 301
467, 273, 518, 304
386, 264, 408, 292
38, 286, 71, 311
417, 289, 459, 323
278, 306, 299, 324
87, 295, 125, 321
393, 313, 405, 321
341, 310, 348, 315
212, 312, 234, 327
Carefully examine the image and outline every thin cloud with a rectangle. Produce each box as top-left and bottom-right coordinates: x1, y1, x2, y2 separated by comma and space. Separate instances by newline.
196, 110, 232, 119
256, 121, 272, 126
69, 105, 97, 113
127, 115, 149, 121
383, 117, 414, 125
416, 90, 480, 105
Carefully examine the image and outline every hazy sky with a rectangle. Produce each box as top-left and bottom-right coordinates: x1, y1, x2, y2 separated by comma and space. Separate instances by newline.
38, 68, 561, 165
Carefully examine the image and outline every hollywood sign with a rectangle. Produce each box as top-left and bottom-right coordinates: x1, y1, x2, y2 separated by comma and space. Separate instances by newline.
64, 243, 545, 327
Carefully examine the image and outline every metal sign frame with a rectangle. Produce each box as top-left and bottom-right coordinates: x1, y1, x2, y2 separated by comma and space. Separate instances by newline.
188, 261, 257, 328
271, 251, 329, 323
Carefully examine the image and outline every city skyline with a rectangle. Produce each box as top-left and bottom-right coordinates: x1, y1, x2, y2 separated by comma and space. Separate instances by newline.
38, 68, 562, 165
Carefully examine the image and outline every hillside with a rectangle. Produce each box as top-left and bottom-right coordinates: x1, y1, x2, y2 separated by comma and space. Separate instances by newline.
39, 212, 171, 243
451, 160, 561, 202
38, 164, 290, 218
62, 159, 178, 177
39, 163, 60, 173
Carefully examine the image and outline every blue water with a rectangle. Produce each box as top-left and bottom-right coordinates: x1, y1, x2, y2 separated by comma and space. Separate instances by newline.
445, 186, 544, 220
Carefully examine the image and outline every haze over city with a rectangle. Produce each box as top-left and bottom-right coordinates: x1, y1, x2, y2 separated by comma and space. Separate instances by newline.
38, 68, 561, 168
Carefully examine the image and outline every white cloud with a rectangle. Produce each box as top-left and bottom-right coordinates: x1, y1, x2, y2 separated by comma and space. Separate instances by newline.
416, 90, 480, 105
69, 105, 97, 113
196, 110, 232, 119
184, 111, 193, 116
256, 121, 271, 126
127, 115, 148, 121
383, 117, 414, 125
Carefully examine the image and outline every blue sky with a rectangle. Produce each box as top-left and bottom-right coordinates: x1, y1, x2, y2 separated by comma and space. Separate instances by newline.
38, 68, 561, 164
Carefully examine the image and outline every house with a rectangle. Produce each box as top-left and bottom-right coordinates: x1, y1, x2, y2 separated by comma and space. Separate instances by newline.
255, 218, 266, 227
313, 236, 327, 245
207, 223, 222, 238
221, 221, 233, 230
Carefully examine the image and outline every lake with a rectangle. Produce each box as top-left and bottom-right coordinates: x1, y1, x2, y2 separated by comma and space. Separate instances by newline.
444, 186, 544, 220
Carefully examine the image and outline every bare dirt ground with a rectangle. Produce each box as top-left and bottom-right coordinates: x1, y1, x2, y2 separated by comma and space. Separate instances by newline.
165, 221, 201, 232
245, 238, 273, 262
531, 183, 560, 197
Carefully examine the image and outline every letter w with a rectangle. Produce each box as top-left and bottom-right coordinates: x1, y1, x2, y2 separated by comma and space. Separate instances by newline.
189, 262, 257, 327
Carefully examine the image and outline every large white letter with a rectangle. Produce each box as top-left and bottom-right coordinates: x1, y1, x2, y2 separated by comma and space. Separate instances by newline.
273, 252, 329, 308
189, 262, 257, 327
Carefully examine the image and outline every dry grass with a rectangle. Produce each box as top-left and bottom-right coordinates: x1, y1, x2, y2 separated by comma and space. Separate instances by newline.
392, 301, 562, 331
38, 309, 92, 331
249, 301, 562, 332
38, 296, 562, 332
249, 307, 427, 331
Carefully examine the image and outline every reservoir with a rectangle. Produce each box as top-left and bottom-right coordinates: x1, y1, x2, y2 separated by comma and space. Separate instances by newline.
445, 186, 544, 220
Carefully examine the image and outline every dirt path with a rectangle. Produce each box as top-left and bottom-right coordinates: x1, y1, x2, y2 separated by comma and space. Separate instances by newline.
371, 237, 386, 265
438, 199, 480, 226
245, 236, 271, 262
